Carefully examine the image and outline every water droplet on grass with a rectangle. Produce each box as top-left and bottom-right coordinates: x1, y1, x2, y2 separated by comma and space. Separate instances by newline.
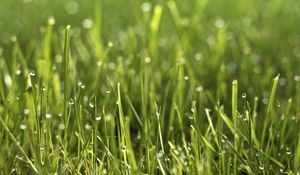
191, 108, 195, 113
48, 16, 55, 25
29, 70, 36, 76
242, 93, 247, 98
196, 85, 203, 92
84, 123, 92, 130
194, 53, 202, 61
69, 98, 75, 105
279, 78, 286, 86
206, 36, 215, 46
108, 62, 116, 70
156, 151, 163, 159
184, 76, 189, 80
4, 74, 12, 86
277, 101, 281, 107
277, 153, 281, 157
141, 2, 151, 13
58, 124, 65, 130
15, 69, 22, 75
215, 19, 225, 28
65, 1, 79, 15
96, 61, 103, 66
55, 55, 63, 63
96, 116, 101, 121
45, 113, 52, 119
137, 131, 141, 140
23, 109, 30, 115
259, 165, 264, 170
121, 146, 127, 153
108, 41, 114, 47
263, 98, 268, 104
179, 58, 186, 65
41, 86, 46, 92
145, 56, 151, 63
19, 124, 27, 130
89, 102, 95, 108
10, 36, 17, 42
82, 18, 93, 29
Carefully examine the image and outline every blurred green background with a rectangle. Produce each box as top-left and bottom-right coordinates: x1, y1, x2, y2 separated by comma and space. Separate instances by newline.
1, 0, 300, 44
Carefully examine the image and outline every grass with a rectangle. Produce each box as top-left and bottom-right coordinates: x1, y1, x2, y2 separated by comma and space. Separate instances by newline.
0, 0, 300, 174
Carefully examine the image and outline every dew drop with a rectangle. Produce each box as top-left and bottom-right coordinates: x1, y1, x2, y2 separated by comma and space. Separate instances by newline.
156, 151, 163, 159
89, 102, 95, 108
84, 123, 92, 130
108, 62, 116, 70
137, 131, 141, 140
29, 70, 36, 77
277, 101, 281, 107
145, 56, 151, 63
141, 2, 151, 13
96, 61, 102, 66
108, 41, 114, 47
194, 53, 202, 61
45, 113, 52, 119
196, 85, 203, 92
96, 116, 101, 121
65, 1, 79, 15
294, 75, 300, 82
15, 69, 22, 75
23, 109, 30, 115
83, 96, 88, 102
121, 146, 127, 153
242, 93, 247, 98
259, 164, 265, 170
262, 98, 268, 104
191, 107, 196, 113
4, 74, 12, 86
48, 16, 55, 25
19, 124, 27, 130
69, 98, 75, 105
215, 19, 225, 28
41, 86, 46, 92
82, 18, 93, 29
58, 123, 65, 130
179, 58, 186, 65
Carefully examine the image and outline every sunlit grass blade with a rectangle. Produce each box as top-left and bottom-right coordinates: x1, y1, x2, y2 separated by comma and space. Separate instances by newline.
63, 25, 71, 152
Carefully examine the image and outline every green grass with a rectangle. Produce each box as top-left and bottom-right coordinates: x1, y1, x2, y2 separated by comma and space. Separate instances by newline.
0, 0, 300, 174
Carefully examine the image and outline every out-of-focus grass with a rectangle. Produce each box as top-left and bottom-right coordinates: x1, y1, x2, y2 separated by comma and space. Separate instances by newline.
1, 0, 300, 174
